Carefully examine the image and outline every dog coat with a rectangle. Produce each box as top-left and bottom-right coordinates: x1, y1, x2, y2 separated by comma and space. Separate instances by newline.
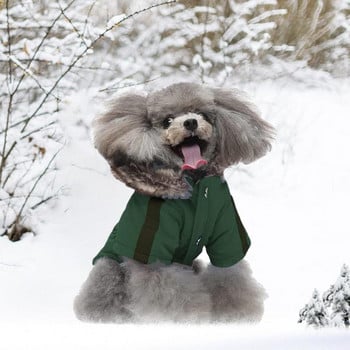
93, 176, 250, 267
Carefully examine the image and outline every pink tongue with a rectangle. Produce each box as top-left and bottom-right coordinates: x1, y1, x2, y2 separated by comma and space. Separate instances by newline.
181, 144, 207, 170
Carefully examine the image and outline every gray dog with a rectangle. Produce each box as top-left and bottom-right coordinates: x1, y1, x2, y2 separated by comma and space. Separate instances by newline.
74, 82, 274, 323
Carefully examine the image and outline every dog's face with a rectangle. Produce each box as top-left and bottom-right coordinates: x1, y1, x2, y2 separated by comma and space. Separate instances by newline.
93, 83, 274, 198
152, 111, 215, 171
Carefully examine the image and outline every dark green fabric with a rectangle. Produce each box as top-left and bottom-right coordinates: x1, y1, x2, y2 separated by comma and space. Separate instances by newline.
133, 197, 164, 263
93, 176, 251, 267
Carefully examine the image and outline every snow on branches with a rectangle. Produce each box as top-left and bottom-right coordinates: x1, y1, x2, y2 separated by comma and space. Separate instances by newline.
298, 289, 329, 327
97, 0, 350, 89
299, 264, 350, 328
0, 0, 174, 241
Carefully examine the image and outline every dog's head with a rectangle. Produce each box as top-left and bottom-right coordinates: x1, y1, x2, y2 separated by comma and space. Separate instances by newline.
93, 83, 274, 198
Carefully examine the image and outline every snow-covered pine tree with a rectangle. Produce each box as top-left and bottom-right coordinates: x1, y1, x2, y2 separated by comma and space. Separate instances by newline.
323, 264, 350, 327
298, 289, 329, 327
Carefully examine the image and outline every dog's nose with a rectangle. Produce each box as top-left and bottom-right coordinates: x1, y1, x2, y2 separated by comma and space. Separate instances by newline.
184, 119, 198, 131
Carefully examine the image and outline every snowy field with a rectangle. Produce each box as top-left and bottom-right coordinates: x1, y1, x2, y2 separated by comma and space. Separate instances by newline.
1, 77, 350, 349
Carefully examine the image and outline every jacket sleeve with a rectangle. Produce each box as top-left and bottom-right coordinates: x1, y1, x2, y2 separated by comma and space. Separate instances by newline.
205, 196, 251, 267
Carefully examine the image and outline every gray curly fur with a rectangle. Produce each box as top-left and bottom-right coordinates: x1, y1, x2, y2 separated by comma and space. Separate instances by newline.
74, 257, 266, 323
73, 257, 132, 323
201, 260, 267, 322
74, 82, 273, 323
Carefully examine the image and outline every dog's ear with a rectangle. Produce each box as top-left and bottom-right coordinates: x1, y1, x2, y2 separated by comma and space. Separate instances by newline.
212, 88, 275, 167
93, 92, 154, 161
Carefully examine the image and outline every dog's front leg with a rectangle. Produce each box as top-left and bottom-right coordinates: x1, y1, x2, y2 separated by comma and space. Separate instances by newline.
73, 257, 132, 323
201, 260, 267, 322
123, 259, 212, 323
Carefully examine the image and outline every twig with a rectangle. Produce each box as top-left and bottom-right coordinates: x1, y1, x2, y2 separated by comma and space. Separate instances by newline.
19, 120, 56, 140
13, 147, 61, 225
0, 58, 126, 73
70, 163, 108, 176
0, 194, 50, 202
98, 76, 161, 92
0, 111, 51, 136
0, 262, 22, 268
58, 2, 89, 48
5, 0, 12, 84
0, 0, 13, 185
30, 195, 57, 210
2, 161, 17, 188
8, 55, 61, 102
199, 1, 210, 83
83, 0, 98, 38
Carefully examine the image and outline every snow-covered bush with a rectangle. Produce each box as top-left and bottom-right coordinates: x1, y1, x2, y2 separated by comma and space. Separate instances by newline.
0, 0, 172, 241
299, 264, 350, 328
270, 0, 350, 74
98, 0, 287, 86
0, 0, 97, 240
93, 0, 350, 89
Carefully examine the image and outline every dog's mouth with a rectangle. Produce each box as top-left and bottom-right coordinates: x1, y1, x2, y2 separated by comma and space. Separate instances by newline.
172, 136, 208, 170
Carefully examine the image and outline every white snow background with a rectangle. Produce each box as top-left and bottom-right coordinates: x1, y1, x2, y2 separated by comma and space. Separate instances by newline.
1, 77, 350, 349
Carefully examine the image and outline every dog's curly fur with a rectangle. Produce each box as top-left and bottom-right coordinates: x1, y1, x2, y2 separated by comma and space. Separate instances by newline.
74, 82, 274, 323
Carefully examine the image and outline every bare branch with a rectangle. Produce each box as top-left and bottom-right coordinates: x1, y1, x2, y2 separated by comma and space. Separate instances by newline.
199, 1, 210, 83
0, 111, 52, 136
30, 194, 58, 210
58, 2, 89, 48
5, 0, 12, 84
0, 91, 13, 185
19, 121, 56, 140
83, 0, 98, 38
0, 58, 125, 73
0, 0, 14, 185
99, 76, 161, 92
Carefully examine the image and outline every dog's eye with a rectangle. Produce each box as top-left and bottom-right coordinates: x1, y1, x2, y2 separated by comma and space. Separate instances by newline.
162, 116, 174, 129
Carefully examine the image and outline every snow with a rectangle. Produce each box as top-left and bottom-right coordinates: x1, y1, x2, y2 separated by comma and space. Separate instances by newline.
1, 78, 350, 347
106, 14, 126, 28
1, 323, 350, 350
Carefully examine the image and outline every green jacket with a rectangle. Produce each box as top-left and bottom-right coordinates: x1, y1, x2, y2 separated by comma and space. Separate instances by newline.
93, 176, 250, 268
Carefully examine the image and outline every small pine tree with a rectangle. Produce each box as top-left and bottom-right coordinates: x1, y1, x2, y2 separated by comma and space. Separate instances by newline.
298, 289, 329, 327
324, 264, 350, 327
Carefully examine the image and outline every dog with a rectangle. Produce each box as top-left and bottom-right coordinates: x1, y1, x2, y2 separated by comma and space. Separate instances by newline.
73, 82, 274, 323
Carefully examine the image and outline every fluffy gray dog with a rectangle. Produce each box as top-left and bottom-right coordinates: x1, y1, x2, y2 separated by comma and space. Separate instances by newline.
74, 82, 274, 323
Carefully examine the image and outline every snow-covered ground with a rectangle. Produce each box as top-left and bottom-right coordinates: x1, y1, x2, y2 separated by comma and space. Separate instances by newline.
1, 78, 350, 349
